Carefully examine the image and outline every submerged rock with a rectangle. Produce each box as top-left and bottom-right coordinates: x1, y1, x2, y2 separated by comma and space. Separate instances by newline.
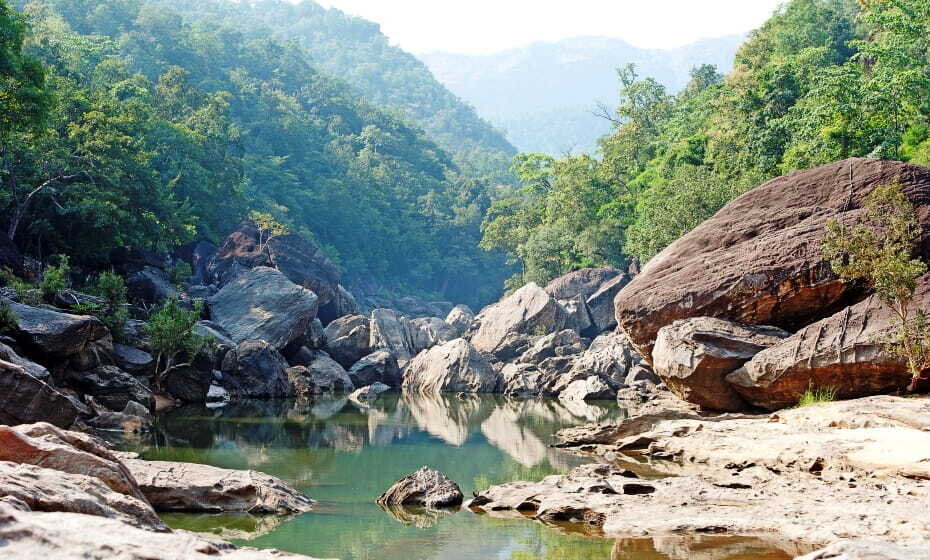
377, 466, 464, 509
124, 459, 315, 514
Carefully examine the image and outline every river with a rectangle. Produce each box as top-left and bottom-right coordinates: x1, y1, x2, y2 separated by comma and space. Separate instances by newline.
115, 394, 793, 560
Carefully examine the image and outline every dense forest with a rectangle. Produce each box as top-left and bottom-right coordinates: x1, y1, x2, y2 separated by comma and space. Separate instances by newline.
149, 0, 518, 182
1, 0, 511, 307
481, 0, 930, 291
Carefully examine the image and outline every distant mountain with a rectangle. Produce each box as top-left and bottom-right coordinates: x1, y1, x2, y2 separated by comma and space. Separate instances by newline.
420, 35, 746, 155
153, 0, 518, 180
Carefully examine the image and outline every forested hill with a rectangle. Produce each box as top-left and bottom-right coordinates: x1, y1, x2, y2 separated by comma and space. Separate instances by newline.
2, 0, 510, 307
149, 0, 517, 182
420, 35, 745, 155
480, 0, 930, 293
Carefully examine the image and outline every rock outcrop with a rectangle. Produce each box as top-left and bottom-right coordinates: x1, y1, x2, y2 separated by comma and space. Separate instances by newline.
323, 314, 371, 368
544, 267, 624, 300
207, 220, 340, 306
377, 466, 464, 509
403, 339, 501, 394
369, 308, 415, 362
0, 349, 78, 427
471, 283, 568, 354
9, 302, 108, 358
728, 286, 926, 411
614, 158, 930, 357
209, 267, 319, 350
64, 366, 154, 412
653, 317, 790, 411
124, 459, 315, 514
445, 304, 475, 337
220, 340, 293, 399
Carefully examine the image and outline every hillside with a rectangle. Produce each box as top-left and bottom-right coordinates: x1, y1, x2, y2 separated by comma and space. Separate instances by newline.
420, 35, 745, 154
150, 0, 518, 182
5, 0, 510, 307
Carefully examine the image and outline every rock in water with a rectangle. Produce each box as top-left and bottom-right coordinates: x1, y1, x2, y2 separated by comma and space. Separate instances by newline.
653, 317, 790, 411
124, 459, 315, 514
403, 339, 501, 394
221, 340, 293, 399
349, 350, 401, 388
64, 366, 154, 412
471, 283, 569, 354
376, 466, 464, 508
728, 284, 925, 411
209, 267, 318, 350
349, 383, 390, 403
614, 158, 930, 357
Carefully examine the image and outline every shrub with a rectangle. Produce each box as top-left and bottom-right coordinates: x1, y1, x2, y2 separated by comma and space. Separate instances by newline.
822, 182, 930, 392
145, 298, 206, 386
168, 261, 193, 286
1, 268, 40, 306
86, 271, 130, 340
0, 299, 18, 333
40, 255, 70, 302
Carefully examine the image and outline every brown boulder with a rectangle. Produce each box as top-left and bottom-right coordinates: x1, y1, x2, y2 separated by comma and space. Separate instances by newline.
727, 281, 926, 410
471, 283, 568, 354
614, 158, 930, 358
124, 459, 314, 514
0, 424, 148, 502
653, 317, 790, 411
0, 346, 78, 428
544, 267, 624, 300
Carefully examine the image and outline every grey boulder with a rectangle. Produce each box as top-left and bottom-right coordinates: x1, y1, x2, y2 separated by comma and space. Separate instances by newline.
220, 340, 293, 399
471, 283, 568, 354
376, 466, 464, 509
403, 339, 501, 394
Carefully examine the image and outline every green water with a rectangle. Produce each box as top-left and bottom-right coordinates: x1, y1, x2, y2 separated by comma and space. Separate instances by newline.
117, 394, 796, 560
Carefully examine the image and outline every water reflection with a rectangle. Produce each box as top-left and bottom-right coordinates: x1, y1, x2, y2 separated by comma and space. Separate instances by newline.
115, 396, 797, 560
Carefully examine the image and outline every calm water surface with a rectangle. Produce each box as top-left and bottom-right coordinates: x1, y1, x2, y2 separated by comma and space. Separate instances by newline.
117, 394, 795, 560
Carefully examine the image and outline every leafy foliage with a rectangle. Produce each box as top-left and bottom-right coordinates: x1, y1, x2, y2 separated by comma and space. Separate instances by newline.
482, 0, 930, 289
39, 254, 68, 302
797, 384, 838, 407
85, 270, 130, 340
145, 297, 205, 379
822, 183, 930, 390
0, 299, 17, 333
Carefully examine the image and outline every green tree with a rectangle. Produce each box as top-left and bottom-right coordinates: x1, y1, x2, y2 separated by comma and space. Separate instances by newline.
822, 183, 930, 391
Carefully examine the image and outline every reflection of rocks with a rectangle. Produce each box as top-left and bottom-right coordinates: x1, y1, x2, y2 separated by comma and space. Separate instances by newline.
612, 535, 806, 560
480, 407, 548, 467
378, 503, 452, 529
162, 512, 290, 541
402, 393, 491, 446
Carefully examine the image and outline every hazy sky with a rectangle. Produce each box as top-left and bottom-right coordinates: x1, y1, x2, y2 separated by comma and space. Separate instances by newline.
317, 0, 784, 54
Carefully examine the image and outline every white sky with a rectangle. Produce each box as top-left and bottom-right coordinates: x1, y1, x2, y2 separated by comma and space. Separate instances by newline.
316, 0, 785, 54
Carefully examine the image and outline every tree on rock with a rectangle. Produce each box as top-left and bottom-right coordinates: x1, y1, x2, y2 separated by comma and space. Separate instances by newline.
822, 182, 930, 392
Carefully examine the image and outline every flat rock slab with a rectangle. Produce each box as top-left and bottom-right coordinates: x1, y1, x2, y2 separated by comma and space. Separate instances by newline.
125, 459, 315, 514
377, 466, 464, 509
468, 462, 930, 548
0, 503, 322, 559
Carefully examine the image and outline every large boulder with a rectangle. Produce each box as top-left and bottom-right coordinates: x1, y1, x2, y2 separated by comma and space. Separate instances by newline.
9, 302, 108, 358
64, 366, 154, 412
163, 364, 213, 403
0, 461, 162, 529
519, 330, 587, 365
586, 274, 630, 334
445, 304, 475, 337
544, 267, 624, 300
173, 240, 217, 284
323, 314, 371, 368
471, 283, 569, 354
408, 317, 457, 355
220, 340, 293, 399
208, 267, 318, 350
126, 266, 177, 307
369, 308, 415, 362
0, 424, 149, 503
403, 339, 501, 394
207, 220, 340, 306
653, 317, 790, 411
287, 351, 354, 394
614, 158, 930, 357
0, 347, 78, 427
559, 295, 593, 335
348, 350, 401, 388
124, 459, 314, 514
376, 466, 464, 509
111, 344, 155, 378
727, 284, 926, 411
317, 284, 360, 325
